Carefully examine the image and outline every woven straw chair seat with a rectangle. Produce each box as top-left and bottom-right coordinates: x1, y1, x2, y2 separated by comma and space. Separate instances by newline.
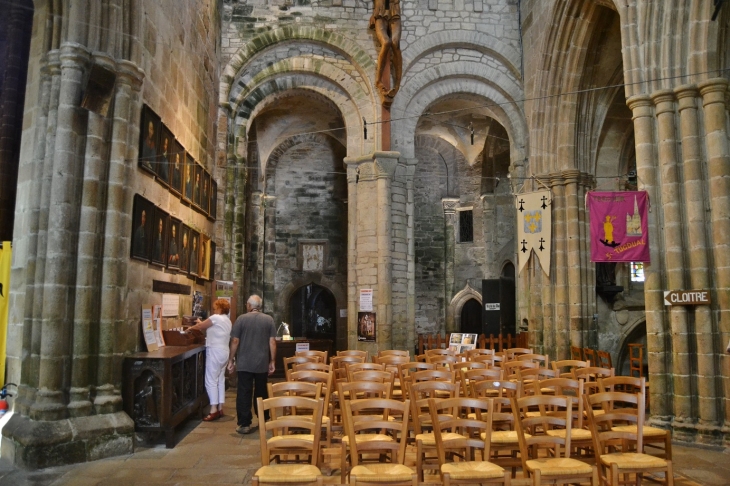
415, 431, 464, 446
254, 464, 321, 483
442, 461, 505, 479
611, 425, 668, 437
526, 457, 594, 476
483, 430, 530, 444
341, 433, 393, 444
350, 463, 414, 482
546, 428, 593, 440
600, 452, 668, 469
268, 434, 315, 444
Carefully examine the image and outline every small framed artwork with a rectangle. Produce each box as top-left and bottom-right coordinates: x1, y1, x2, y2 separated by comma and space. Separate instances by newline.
199, 234, 210, 281
357, 312, 376, 342
201, 171, 210, 215
169, 140, 184, 196
184, 152, 195, 204
157, 125, 173, 186
209, 180, 217, 221
189, 229, 200, 278
167, 217, 181, 270
209, 240, 216, 281
179, 224, 191, 273
131, 194, 153, 261
193, 163, 203, 209
149, 207, 169, 267
138, 106, 160, 175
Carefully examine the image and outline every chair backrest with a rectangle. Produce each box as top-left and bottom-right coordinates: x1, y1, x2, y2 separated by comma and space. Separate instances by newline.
427, 355, 458, 368
552, 359, 590, 377
257, 395, 323, 467
471, 378, 521, 399
570, 345, 584, 361
471, 354, 499, 368
411, 368, 456, 384
338, 380, 392, 400
267, 381, 323, 400
598, 375, 644, 394
428, 397, 495, 468
450, 360, 486, 373
504, 347, 533, 360
373, 354, 411, 372
378, 349, 410, 358
283, 355, 321, 380
425, 348, 456, 357
338, 349, 369, 361
296, 349, 328, 363
502, 359, 539, 380
512, 394, 574, 467
572, 366, 615, 390
351, 369, 396, 389
293, 361, 332, 374
516, 353, 549, 368
346, 362, 385, 381
534, 377, 585, 428
465, 348, 495, 359
289, 369, 333, 411
408, 380, 460, 435
459, 367, 503, 397
343, 398, 410, 466
331, 355, 365, 370
584, 389, 645, 459
596, 350, 613, 369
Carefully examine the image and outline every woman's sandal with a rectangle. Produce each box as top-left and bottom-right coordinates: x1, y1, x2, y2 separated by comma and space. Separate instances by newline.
202, 411, 221, 422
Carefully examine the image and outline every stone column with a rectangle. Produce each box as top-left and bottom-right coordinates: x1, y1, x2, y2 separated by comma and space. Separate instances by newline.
95, 59, 144, 415
551, 175, 569, 360
375, 155, 397, 348
563, 170, 584, 349
675, 84, 717, 427
404, 161, 416, 354
627, 94, 670, 420
263, 194, 277, 313
442, 198, 459, 333
697, 78, 730, 425
345, 160, 359, 349
34, 43, 90, 421
653, 89, 692, 425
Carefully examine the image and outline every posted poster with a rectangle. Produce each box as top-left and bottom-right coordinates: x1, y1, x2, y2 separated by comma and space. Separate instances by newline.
449, 333, 478, 353
588, 191, 650, 263
357, 312, 376, 342
359, 289, 373, 312
142, 308, 158, 352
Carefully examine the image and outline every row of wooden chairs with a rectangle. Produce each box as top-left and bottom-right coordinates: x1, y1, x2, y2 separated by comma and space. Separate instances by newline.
253, 378, 673, 485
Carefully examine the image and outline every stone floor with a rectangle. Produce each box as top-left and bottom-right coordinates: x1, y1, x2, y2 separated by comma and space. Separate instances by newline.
0, 391, 728, 485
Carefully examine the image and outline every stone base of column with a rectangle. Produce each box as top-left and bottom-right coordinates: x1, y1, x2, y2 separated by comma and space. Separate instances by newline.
1, 411, 134, 469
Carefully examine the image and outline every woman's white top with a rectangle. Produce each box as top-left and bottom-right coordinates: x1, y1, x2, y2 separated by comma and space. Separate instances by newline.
206, 313, 232, 350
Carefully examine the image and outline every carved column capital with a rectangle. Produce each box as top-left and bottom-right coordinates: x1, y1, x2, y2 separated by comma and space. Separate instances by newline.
442, 197, 460, 215
675, 84, 699, 110
116, 60, 145, 91
651, 89, 675, 115
626, 94, 654, 118
698, 77, 728, 106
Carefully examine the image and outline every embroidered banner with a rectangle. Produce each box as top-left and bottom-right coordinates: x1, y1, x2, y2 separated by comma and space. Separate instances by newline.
516, 190, 551, 276
588, 191, 650, 263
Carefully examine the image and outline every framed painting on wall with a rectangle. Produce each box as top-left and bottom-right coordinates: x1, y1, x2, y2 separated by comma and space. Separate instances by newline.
189, 229, 200, 278
138, 105, 160, 175
167, 217, 181, 270
157, 125, 173, 186
209, 180, 217, 221
149, 207, 169, 267
201, 172, 210, 215
130, 194, 153, 261
169, 140, 184, 196
193, 163, 203, 209
199, 234, 210, 281
180, 224, 191, 273
184, 152, 195, 204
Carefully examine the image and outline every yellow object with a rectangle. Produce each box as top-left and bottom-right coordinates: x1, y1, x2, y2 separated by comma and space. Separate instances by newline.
0, 241, 11, 388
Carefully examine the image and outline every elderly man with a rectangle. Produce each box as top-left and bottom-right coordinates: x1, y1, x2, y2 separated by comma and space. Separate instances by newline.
227, 295, 276, 434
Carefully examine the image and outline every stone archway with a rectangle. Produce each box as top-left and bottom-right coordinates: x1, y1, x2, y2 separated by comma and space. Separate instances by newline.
288, 283, 337, 342
447, 284, 482, 333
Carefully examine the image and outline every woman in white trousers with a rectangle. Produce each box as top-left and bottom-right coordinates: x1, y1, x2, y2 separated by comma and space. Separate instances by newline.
187, 298, 232, 421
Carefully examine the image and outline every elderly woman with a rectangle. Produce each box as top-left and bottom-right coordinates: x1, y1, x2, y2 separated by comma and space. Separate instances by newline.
188, 298, 232, 421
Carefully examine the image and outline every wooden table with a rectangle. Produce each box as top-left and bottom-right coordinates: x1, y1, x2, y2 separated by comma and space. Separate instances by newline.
122, 345, 208, 447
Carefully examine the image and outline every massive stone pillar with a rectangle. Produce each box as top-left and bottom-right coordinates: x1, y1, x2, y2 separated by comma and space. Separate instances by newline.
344, 152, 410, 353
442, 198, 459, 333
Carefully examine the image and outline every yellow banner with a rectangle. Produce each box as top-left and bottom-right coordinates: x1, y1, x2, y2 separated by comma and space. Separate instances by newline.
0, 242, 10, 387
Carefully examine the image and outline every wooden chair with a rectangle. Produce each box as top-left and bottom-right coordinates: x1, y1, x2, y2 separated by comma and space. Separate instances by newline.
425, 348, 456, 358
411, 368, 456, 385
338, 349, 369, 361
471, 379, 521, 401
502, 359, 538, 381
552, 359, 590, 378
283, 355, 321, 380
398, 361, 435, 399
465, 348, 495, 360
293, 361, 332, 374
378, 349, 411, 358
598, 376, 672, 460
253, 395, 324, 486
296, 349, 328, 363
428, 355, 458, 368
573, 366, 615, 395
289, 370, 334, 443
472, 354, 500, 368
571, 345, 584, 361
515, 367, 557, 393
513, 394, 599, 485
515, 353, 549, 368
342, 398, 415, 485
583, 347, 598, 367
450, 360, 486, 374
503, 347, 532, 360
585, 390, 674, 485
597, 350, 613, 369
346, 362, 385, 382
338, 380, 392, 401
428, 397, 511, 486
374, 354, 411, 373
459, 367, 502, 397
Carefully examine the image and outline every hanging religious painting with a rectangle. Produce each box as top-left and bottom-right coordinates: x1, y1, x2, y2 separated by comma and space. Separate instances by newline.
515, 189, 552, 276
588, 191, 650, 263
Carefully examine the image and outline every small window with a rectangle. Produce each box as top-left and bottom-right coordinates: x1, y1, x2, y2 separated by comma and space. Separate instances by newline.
630, 262, 645, 282
459, 210, 473, 243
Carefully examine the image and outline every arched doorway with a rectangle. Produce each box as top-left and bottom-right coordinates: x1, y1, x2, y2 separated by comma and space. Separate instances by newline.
288, 283, 337, 341
460, 298, 482, 335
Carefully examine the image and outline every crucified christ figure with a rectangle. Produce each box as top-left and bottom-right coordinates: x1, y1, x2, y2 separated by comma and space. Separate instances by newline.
370, 0, 402, 106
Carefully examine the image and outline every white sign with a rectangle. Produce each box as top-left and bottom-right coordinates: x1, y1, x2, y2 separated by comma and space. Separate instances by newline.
340, 308, 347, 318
162, 293, 180, 317
485, 303, 500, 311
296, 342, 310, 352
360, 289, 373, 312
663, 290, 711, 306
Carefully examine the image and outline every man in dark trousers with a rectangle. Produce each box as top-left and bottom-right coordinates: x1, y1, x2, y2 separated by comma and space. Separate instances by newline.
227, 294, 276, 434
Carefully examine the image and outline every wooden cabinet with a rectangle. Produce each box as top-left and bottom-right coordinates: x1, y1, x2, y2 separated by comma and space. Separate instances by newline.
122, 345, 208, 448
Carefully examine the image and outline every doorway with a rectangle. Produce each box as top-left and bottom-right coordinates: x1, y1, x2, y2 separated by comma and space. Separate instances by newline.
288, 283, 337, 341
460, 298, 483, 335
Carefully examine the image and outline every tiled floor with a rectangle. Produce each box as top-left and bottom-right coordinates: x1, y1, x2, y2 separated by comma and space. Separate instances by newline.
1, 391, 728, 485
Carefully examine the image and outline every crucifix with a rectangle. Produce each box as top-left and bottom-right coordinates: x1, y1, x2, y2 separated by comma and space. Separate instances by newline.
518, 198, 525, 211
370, 0, 402, 150
538, 238, 545, 251
520, 239, 528, 253
541, 195, 548, 209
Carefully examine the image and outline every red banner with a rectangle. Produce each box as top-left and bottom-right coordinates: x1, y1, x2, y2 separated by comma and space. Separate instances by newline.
588, 191, 650, 263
